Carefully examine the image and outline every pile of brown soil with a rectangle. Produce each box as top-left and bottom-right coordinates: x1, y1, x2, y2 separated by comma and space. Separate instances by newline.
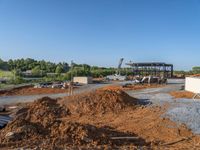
19, 97, 70, 127
1, 89, 199, 149
101, 84, 163, 91
0, 97, 67, 148
0, 93, 146, 149
1, 97, 69, 136
51, 122, 148, 148
170, 91, 197, 99
190, 74, 200, 77
0, 119, 146, 149
60, 89, 138, 115
123, 84, 163, 90
0, 86, 69, 96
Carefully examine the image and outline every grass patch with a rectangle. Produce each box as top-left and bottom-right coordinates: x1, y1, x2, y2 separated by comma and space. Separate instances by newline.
0, 70, 13, 78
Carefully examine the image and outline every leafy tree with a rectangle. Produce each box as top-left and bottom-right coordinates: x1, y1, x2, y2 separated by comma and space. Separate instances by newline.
32, 66, 41, 77
0, 58, 9, 70
55, 66, 64, 74
192, 67, 200, 74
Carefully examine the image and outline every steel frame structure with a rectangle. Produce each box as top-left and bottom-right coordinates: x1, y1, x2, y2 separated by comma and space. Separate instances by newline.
126, 62, 173, 78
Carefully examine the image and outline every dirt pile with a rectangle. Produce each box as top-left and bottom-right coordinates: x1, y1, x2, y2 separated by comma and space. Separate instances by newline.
13, 97, 70, 127
1, 88, 198, 149
0, 97, 68, 148
0, 119, 144, 149
122, 84, 163, 90
190, 74, 200, 77
170, 91, 198, 99
0, 94, 146, 149
101, 84, 163, 91
0, 86, 69, 96
51, 122, 147, 148
0, 97, 70, 138
61, 89, 138, 115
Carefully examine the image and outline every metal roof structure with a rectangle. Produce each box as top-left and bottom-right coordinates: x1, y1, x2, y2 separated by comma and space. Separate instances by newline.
126, 62, 173, 78
126, 62, 173, 67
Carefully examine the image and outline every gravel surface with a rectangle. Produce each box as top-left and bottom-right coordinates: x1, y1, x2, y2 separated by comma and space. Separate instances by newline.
165, 101, 200, 134
127, 79, 200, 135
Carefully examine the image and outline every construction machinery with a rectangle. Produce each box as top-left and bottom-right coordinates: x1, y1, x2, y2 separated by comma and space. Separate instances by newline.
117, 58, 124, 75
106, 58, 127, 81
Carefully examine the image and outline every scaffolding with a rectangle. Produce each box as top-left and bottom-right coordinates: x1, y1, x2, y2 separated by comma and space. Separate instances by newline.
126, 62, 173, 78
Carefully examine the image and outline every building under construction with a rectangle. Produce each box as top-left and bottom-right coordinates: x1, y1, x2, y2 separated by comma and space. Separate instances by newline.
126, 62, 173, 78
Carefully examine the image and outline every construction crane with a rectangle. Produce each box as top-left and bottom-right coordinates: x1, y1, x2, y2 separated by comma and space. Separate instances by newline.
106, 58, 126, 81
117, 58, 124, 75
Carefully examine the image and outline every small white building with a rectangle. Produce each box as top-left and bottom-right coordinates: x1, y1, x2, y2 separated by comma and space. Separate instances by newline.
185, 77, 200, 93
73, 77, 93, 84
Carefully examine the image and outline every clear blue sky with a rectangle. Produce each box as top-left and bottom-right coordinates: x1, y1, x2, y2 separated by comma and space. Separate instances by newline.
0, 0, 200, 70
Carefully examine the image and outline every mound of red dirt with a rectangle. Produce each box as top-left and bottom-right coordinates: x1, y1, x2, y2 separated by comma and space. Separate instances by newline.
100, 84, 164, 91
170, 91, 197, 99
60, 89, 138, 115
0, 86, 68, 96
0, 94, 144, 149
1, 89, 198, 149
13, 97, 70, 128
0, 118, 145, 149
0, 97, 68, 148
190, 74, 200, 77
51, 122, 147, 148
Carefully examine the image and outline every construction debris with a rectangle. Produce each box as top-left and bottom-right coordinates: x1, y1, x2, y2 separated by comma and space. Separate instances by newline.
106, 58, 127, 81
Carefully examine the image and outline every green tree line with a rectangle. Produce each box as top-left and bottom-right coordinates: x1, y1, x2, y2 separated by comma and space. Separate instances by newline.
0, 58, 69, 76
0, 58, 123, 79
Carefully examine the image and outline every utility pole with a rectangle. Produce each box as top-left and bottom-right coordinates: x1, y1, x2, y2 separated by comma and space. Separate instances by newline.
68, 60, 74, 96
70, 60, 74, 81
13, 66, 16, 82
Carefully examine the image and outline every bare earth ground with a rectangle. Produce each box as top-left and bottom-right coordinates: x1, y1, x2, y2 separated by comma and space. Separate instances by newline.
170, 91, 200, 99
0, 84, 162, 97
72, 106, 200, 149
0, 87, 200, 149
101, 84, 164, 91
0, 86, 69, 96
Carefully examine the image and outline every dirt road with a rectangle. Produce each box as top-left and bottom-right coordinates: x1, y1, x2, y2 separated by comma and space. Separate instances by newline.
0, 82, 118, 105
0, 79, 184, 105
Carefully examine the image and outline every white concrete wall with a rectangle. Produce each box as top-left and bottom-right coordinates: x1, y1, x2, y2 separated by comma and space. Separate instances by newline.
185, 77, 200, 93
73, 77, 93, 84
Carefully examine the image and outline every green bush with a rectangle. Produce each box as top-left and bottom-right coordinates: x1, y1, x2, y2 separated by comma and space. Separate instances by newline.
9, 76, 26, 84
